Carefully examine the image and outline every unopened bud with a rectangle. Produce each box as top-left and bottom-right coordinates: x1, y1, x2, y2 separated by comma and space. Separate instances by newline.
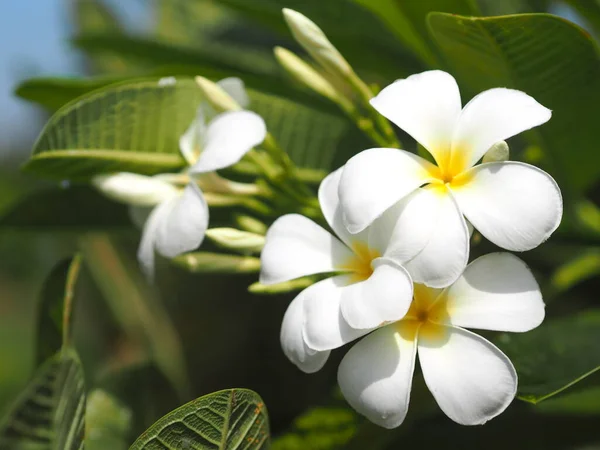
92, 172, 178, 206
283, 8, 353, 79
483, 141, 509, 163
248, 277, 314, 295
235, 215, 268, 235
274, 47, 342, 103
172, 252, 261, 273
195, 76, 241, 112
205, 228, 265, 254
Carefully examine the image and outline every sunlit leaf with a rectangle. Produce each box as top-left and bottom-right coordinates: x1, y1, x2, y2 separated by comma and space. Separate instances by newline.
129, 389, 269, 450
86, 390, 132, 450
35, 256, 82, 367
0, 350, 86, 450
497, 310, 600, 403
428, 13, 600, 196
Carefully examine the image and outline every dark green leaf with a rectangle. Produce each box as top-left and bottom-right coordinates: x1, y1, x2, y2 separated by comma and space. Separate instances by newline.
0, 186, 131, 230
497, 310, 600, 403
129, 389, 269, 449
0, 350, 86, 450
35, 256, 82, 366
564, 0, 600, 37
428, 13, 600, 195
86, 390, 132, 450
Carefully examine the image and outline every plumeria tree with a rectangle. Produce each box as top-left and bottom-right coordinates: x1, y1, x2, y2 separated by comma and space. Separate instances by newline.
1, 0, 600, 449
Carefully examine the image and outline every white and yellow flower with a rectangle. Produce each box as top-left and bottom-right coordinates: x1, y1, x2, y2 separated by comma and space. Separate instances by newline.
339, 70, 563, 287
261, 168, 442, 373
338, 252, 544, 428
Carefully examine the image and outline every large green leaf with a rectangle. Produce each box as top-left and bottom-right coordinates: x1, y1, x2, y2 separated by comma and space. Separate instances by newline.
0, 350, 86, 450
23, 78, 364, 180
497, 310, 600, 403
428, 13, 600, 195
564, 0, 600, 37
35, 256, 82, 367
86, 390, 132, 450
352, 0, 479, 66
129, 389, 269, 449
0, 186, 131, 230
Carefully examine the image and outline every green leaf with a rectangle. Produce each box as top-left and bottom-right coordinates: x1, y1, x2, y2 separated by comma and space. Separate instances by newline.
0, 186, 131, 230
550, 249, 600, 294
564, 0, 600, 37
24, 79, 198, 180
0, 349, 86, 450
172, 252, 261, 274
428, 13, 600, 195
129, 389, 269, 450
536, 386, 600, 415
353, 0, 479, 66
35, 255, 82, 367
86, 390, 132, 450
497, 310, 600, 403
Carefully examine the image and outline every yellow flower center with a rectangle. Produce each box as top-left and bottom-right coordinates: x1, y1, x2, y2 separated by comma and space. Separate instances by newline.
398, 284, 450, 343
340, 241, 380, 283
427, 148, 472, 189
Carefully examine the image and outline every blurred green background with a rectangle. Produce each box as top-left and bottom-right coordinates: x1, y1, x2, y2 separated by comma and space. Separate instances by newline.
1, 1, 600, 449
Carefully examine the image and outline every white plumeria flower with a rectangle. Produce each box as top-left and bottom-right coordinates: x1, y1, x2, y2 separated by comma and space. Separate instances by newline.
261, 167, 439, 373
338, 252, 544, 428
339, 70, 563, 287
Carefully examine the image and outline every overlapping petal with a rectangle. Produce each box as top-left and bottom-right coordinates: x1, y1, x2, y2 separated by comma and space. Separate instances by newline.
339, 148, 437, 234
92, 172, 179, 206
302, 276, 370, 351
370, 70, 461, 166
441, 253, 544, 332
404, 186, 469, 288
451, 161, 562, 251
418, 326, 517, 425
260, 214, 353, 285
338, 324, 417, 429
281, 292, 330, 373
451, 88, 551, 170
191, 110, 266, 173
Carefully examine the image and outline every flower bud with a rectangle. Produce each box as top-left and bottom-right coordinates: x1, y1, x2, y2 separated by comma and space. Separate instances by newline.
282, 8, 353, 79
195, 76, 241, 112
248, 277, 314, 295
274, 46, 342, 103
92, 172, 179, 206
483, 141, 509, 163
205, 228, 265, 253
172, 252, 261, 273
235, 215, 268, 235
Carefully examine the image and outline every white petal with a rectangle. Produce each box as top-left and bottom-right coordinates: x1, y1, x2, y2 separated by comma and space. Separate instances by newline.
340, 260, 413, 329
339, 148, 437, 234
281, 292, 330, 373
259, 214, 353, 285
128, 205, 153, 230
92, 172, 179, 206
370, 70, 461, 166
452, 88, 551, 169
179, 108, 207, 165
218, 77, 250, 108
404, 187, 469, 288
191, 110, 267, 173
154, 183, 209, 258
302, 276, 370, 351
137, 198, 174, 280
451, 161, 562, 251
369, 188, 438, 263
418, 326, 517, 425
441, 253, 544, 332
338, 324, 417, 429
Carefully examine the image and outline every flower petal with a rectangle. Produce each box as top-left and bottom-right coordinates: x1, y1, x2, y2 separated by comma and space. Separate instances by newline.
137, 197, 174, 280
418, 326, 517, 425
369, 188, 438, 264
303, 276, 370, 351
154, 183, 209, 258
281, 291, 330, 373
260, 214, 353, 285
92, 172, 179, 206
339, 148, 436, 234
451, 161, 562, 251
440, 253, 544, 332
191, 110, 267, 173
370, 70, 461, 165
179, 108, 206, 165
218, 77, 250, 108
338, 324, 417, 429
452, 88, 551, 169
340, 260, 413, 329
404, 187, 469, 288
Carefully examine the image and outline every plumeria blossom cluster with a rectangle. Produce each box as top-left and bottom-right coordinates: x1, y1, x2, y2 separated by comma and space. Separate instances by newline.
93, 78, 267, 278
260, 35, 562, 426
